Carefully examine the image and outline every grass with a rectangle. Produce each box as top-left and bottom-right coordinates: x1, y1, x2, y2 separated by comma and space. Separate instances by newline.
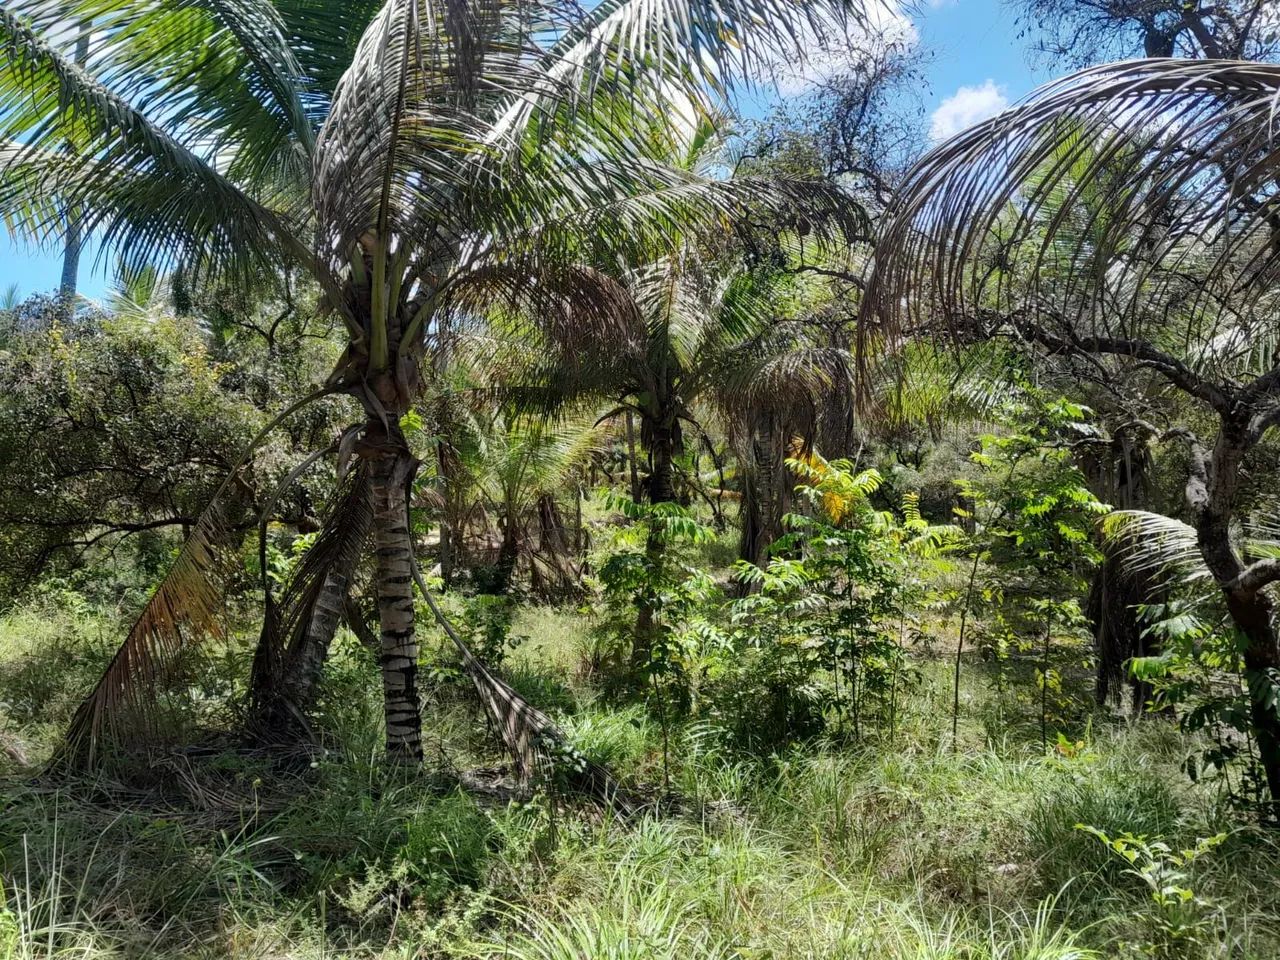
2, 593, 1279, 959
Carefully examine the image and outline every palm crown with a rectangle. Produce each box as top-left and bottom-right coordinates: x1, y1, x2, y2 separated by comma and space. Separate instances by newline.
1, 0, 878, 765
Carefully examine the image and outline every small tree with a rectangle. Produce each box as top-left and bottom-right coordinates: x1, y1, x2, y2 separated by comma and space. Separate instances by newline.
867, 59, 1280, 801
945, 394, 1108, 746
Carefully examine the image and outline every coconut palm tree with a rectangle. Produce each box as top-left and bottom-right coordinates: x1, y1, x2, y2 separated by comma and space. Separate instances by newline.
863, 58, 1280, 804
1, 0, 876, 765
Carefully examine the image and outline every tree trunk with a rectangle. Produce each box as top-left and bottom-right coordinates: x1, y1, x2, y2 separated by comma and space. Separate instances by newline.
738, 428, 787, 571
625, 411, 642, 503
369, 442, 424, 764
436, 436, 459, 587
59, 31, 89, 298
493, 513, 519, 594
1192, 423, 1280, 805
284, 566, 349, 718
1077, 427, 1159, 712
1088, 556, 1158, 712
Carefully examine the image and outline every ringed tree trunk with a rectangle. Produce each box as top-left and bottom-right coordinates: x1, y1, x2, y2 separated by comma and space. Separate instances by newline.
283, 567, 350, 720
365, 421, 425, 764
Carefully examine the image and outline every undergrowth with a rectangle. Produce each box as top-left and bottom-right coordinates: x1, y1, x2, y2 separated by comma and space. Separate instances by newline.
1, 598, 1278, 959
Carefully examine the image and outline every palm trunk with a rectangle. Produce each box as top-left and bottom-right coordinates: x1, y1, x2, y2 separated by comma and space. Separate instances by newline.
493, 514, 519, 594
284, 567, 349, 716
738, 427, 787, 571
1088, 557, 1158, 712
437, 437, 458, 587
1077, 428, 1160, 711
370, 444, 424, 764
625, 411, 642, 503
59, 31, 90, 298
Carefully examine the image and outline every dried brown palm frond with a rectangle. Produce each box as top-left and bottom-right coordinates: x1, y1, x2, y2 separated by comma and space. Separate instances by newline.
58, 503, 239, 769
865, 58, 1280, 387
408, 556, 635, 812
250, 460, 375, 738
54, 388, 337, 768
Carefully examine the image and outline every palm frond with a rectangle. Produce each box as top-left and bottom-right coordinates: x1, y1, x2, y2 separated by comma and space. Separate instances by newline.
54, 387, 337, 766
409, 555, 635, 811
13, 0, 316, 169
273, 0, 386, 116
867, 58, 1280, 382
0, 4, 312, 281
59, 503, 238, 767
1101, 509, 1214, 590
251, 460, 374, 734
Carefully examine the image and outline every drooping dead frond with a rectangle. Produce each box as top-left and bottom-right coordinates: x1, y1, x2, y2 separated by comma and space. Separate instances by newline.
865, 59, 1280, 386
59, 504, 239, 768
409, 556, 635, 812
250, 460, 375, 738
55, 388, 338, 768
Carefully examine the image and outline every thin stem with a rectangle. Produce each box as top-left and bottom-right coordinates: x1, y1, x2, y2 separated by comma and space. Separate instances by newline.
953, 551, 982, 752
652, 670, 670, 792
1041, 612, 1051, 754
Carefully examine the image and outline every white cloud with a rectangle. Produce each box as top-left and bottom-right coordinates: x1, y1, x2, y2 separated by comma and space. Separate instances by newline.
929, 80, 1007, 141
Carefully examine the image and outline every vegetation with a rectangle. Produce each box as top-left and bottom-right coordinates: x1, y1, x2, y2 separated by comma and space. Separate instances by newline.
2, 0, 1280, 956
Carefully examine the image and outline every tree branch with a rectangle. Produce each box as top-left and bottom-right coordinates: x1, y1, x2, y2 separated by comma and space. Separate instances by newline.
1227, 558, 1280, 595
1014, 319, 1234, 415
1161, 426, 1210, 512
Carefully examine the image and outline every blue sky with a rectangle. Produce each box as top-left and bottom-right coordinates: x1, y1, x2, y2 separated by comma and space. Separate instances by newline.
0, 0, 1046, 303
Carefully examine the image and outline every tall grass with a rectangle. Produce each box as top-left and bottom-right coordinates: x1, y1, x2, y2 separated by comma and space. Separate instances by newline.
2, 598, 1279, 959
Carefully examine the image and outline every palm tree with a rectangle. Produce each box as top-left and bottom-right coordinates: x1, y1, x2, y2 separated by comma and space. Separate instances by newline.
864, 59, 1280, 804
431, 401, 603, 595
1, 0, 875, 764
501, 244, 854, 661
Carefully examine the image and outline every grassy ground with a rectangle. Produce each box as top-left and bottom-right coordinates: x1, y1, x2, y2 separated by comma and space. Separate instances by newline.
2, 595, 1279, 959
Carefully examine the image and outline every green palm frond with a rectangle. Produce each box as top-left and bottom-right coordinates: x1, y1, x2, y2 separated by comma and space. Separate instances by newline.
272, 0, 386, 121
1245, 508, 1280, 561
868, 340, 1020, 432
470, 408, 606, 515
0, 5, 312, 282
1101, 510, 1214, 590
